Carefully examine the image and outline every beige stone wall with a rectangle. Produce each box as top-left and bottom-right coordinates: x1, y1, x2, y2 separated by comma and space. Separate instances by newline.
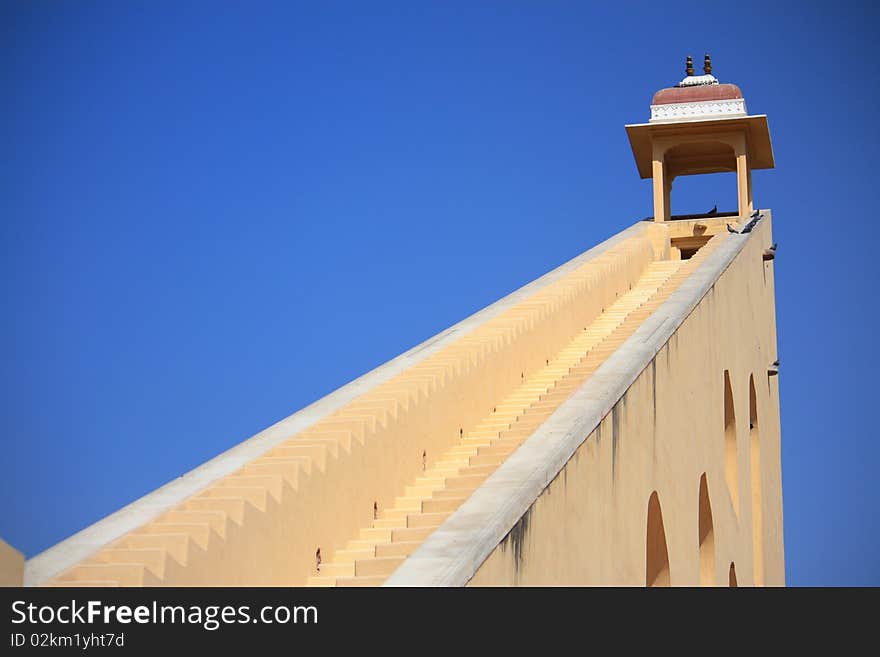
468, 217, 783, 586
0, 539, 24, 587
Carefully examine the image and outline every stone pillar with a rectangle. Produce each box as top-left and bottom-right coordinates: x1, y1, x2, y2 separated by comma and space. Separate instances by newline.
663, 175, 673, 221
747, 167, 754, 214
734, 136, 750, 219
652, 143, 668, 222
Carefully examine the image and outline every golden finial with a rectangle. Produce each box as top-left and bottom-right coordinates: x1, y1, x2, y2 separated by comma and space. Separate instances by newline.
686, 55, 694, 76
703, 53, 712, 75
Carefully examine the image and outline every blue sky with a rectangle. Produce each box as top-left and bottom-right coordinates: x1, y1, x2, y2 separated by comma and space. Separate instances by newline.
2, 1, 877, 586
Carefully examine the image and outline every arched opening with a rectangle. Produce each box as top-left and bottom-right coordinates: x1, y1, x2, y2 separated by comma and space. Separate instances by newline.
668, 173, 739, 220
646, 491, 670, 587
723, 371, 739, 516
729, 562, 738, 587
698, 473, 716, 586
749, 375, 764, 585
664, 141, 738, 219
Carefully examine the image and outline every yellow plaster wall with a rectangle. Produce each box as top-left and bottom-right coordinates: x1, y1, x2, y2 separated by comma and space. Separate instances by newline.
467, 217, 783, 586
0, 539, 24, 587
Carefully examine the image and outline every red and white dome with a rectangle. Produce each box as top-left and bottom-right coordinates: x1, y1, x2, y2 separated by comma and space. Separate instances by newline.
649, 55, 747, 123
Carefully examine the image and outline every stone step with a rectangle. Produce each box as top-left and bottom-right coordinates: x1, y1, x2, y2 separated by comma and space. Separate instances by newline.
393, 496, 428, 511
59, 564, 152, 587
475, 442, 519, 458
458, 437, 495, 447
466, 429, 502, 439
359, 527, 393, 542
444, 473, 487, 490
48, 580, 119, 587
242, 459, 305, 487
431, 465, 464, 477
94, 548, 166, 578
306, 576, 337, 587
162, 510, 227, 537
455, 463, 497, 478
121, 533, 190, 564
270, 443, 328, 471
496, 427, 537, 442
445, 447, 480, 458
355, 556, 405, 577
392, 526, 438, 542
187, 497, 246, 524
468, 453, 507, 468
332, 548, 375, 563
140, 523, 212, 550
221, 474, 284, 502
405, 484, 442, 498
431, 484, 479, 499
206, 486, 268, 511
478, 421, 512, 430
334, 576, 386, 587
378, 508, 411, 522
413, 475, 445, 488
422, 496, 467, 514
258, 454, 313, 477
408, 512, 449, 528
318, 562, 355, 578
374, 541, 421, 558
372, 517, 405, 529
346, 539, 383, 551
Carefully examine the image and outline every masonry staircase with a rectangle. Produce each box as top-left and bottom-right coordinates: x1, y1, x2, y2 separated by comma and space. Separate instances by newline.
306, 234, 727, 586
44, 229, 727, 588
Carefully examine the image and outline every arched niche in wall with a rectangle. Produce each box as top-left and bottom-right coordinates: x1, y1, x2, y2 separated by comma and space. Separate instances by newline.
729, 562, 738, 587
750, 374, 764, 586
698, 473, 716, 586
646, 491, 671, 587
723, 370, 739, 516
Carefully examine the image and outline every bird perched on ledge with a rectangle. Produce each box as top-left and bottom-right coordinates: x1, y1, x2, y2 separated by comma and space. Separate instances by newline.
741, 211, 764, 234
763, 243, 778, 261
727, 211, 765, 235
707, 205, 718, 216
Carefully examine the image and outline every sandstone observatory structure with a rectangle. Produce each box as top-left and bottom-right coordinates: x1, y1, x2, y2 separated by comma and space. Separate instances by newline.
14, 57, 783, 587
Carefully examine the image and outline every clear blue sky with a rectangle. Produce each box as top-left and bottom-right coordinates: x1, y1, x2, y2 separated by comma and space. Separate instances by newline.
2, 1, 877, 586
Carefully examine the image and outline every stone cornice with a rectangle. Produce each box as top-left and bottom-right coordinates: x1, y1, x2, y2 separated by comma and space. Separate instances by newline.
650, 98, 747, 123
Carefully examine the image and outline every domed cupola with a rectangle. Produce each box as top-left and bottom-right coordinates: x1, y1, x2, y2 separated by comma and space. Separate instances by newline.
625, 55, 774, 222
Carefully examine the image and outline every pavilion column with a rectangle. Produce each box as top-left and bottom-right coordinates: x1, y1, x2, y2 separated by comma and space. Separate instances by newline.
747, 167, 754, 214
734, 136, 750, 219
652, 143, 669, 222
663, 175, 673, 221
